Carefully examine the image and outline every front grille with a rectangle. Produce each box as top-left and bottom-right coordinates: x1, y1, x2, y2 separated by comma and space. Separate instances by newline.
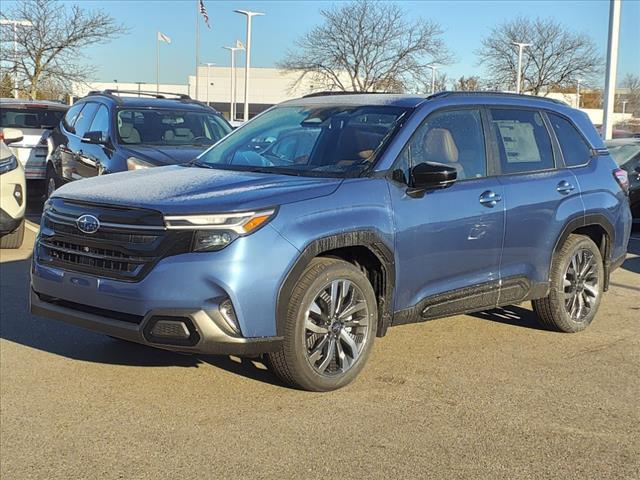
37, 198, 192, 281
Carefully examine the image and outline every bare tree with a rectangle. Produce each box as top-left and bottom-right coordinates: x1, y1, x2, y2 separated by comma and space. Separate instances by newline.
279, 0, 451, 93
477, 17, 600, 95
453, 76, 481, 91
620, 73, 640, 115
1, 0, 126, 99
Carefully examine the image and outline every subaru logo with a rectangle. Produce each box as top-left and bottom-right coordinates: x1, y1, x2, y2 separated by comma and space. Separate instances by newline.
76, 214, 100, 234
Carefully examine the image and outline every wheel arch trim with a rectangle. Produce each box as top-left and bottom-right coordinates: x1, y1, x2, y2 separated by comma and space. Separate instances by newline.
275, 230, 396, 338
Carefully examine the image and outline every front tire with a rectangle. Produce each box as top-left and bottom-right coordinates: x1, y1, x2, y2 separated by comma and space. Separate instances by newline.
45, 164, 60, 200
532, 234, 604, 332
268, 258, 378, 391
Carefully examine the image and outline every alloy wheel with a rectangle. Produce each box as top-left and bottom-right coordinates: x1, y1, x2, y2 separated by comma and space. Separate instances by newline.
563, 249, 599, 321
303, 279, 370, 376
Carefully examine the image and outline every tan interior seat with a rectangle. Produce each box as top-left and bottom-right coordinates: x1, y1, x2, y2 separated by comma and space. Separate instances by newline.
119, 122, 141, 144
422, 128, 466, 179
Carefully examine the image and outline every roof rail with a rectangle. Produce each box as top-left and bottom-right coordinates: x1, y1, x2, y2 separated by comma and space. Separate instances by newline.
302, 91, 397, 98
430, 90, 568, 105
87, 89, 191, 100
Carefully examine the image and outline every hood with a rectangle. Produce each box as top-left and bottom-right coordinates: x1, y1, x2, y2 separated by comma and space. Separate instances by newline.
53, 165, 343, 214
122, 144, 208, 166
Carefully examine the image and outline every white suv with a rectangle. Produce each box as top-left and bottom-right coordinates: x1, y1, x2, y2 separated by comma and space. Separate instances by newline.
0, 128, 26, 249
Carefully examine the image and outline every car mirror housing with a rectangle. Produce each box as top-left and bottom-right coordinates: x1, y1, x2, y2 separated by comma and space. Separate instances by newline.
81, 131, 108, 145
407, 162, 457, 197
2, 128, 24, 145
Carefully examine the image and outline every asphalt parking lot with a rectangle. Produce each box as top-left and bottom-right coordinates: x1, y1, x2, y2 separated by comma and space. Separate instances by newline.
1, 201, 638, 479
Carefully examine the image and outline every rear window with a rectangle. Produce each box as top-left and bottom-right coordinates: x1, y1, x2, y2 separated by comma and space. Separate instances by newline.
1, 107, 65, 129
547, 113, 592, 167
490, 109, 554, 174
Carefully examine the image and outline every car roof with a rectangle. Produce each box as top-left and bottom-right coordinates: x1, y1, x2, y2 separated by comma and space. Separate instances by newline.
0, 98, 68, 110
281, 91, 570, 110
80, 91, 220, 113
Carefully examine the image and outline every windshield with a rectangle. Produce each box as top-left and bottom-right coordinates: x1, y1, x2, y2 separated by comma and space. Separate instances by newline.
116, 108, 231, 147
1, 107, 65, 129
194, 105, 408, 177
608, 142, 640, 167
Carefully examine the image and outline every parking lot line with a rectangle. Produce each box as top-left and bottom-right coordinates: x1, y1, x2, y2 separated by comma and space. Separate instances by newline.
25, 220, 40, 234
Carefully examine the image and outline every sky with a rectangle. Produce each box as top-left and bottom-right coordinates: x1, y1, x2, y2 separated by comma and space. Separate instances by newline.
31, 0, 640, 87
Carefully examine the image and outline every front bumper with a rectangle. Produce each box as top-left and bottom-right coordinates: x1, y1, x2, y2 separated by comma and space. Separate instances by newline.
30, 290, 282, 355
0, 208, 23, 235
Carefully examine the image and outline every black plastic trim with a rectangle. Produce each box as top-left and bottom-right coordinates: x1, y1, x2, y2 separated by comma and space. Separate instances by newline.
275, 230, 396, 338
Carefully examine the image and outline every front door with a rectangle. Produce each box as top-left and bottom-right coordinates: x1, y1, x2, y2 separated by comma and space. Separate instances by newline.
389, 107, 505, 320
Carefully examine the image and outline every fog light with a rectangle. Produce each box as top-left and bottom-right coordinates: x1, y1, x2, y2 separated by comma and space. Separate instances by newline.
193, 230, 236, 251
219, 298, 240, 334
13, 184, 23, 207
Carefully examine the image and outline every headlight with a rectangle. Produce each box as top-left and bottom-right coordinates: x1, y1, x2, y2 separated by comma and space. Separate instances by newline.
0, 155, 18, 175
164, 209, 276, 252
126, 157, 154, 171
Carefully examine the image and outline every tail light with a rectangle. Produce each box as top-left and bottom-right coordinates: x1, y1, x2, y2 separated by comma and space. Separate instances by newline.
0, 131, 4, 142
613, 168, 629, 194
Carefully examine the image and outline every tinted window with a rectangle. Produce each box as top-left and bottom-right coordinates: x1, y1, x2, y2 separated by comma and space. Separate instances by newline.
195, 105, 407, 177
547, 113, 592, 167
490, 109, 554, 174
62, 103, 85, 131
0, 107, 65, 129
89, 105, 110, 136
395, 108, 487, 183
608, 143, 640, 168
72, 102, 99, 137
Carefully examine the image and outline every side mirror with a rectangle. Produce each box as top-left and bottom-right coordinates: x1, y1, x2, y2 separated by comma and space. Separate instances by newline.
81, 130, 108, 145
2, 128, 24, 145
407, 162, 457, 197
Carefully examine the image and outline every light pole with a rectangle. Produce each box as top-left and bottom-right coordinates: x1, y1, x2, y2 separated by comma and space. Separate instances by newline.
203, 62, 215, 106
513, 42, 532, 94
234, 10, 265, 121
426, 65, 439, 94
0, 18, 33, 98
576, 79, 582, 108
622, 100, 628, 114
602, 0, 621, 140
113, 79, 119, 92
223, 41, 245, 121
134, 82, 145, 97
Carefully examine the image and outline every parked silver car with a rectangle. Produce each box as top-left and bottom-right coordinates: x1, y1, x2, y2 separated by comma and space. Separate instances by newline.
0, 99, 67, 180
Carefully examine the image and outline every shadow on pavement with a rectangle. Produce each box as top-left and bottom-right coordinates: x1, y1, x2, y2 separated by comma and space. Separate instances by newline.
623, 236, 639, 274
0, 256, 285, 387
469, 304, 547, 331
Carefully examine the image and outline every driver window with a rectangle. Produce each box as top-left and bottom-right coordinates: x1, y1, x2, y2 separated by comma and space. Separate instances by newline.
396, 109, 487, 184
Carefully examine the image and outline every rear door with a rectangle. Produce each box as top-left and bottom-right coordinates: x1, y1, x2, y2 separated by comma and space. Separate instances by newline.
389, 107, 506, 319
489, 108, 584, 302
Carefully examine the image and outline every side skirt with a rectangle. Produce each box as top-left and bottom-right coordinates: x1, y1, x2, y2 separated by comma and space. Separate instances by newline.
391, 277, 549, 327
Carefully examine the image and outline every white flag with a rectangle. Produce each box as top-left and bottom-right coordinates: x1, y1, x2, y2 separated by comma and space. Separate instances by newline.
157, 32, 171, 44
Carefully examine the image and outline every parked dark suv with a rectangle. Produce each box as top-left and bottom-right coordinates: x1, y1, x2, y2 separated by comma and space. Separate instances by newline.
31, 92, 632, 391
46, 90, 232, 198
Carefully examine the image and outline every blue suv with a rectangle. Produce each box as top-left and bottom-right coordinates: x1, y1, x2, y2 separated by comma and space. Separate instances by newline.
31, 92, 632, 391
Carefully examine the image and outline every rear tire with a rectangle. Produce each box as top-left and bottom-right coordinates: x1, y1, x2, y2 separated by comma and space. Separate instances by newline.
0, 220, 25, 249
268, 257, 378, 391
532, 234, 604, 332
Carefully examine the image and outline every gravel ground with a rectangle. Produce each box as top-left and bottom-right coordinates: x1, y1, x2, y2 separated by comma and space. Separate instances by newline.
1, 223, 638, 480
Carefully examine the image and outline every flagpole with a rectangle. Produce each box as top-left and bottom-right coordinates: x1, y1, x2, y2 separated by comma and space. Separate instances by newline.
195, 1, 199, 100
156, 33, 160, 94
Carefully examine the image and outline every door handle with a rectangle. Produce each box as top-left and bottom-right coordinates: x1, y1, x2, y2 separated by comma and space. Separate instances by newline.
556, 180, 575, 195
479, 190, 502, 208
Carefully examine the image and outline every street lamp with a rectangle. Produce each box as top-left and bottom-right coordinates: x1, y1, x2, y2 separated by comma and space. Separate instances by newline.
113, 79, 119, 92
202, 62, 215, 106
134, 82, 145, 97
0, 18, 33, 98
223, 41, 245, 121
234, 9, 265, 121
426, 65, 439, 94
622, 100, 628, 114
576, 79, 582, 108
512, 42, 532, 94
